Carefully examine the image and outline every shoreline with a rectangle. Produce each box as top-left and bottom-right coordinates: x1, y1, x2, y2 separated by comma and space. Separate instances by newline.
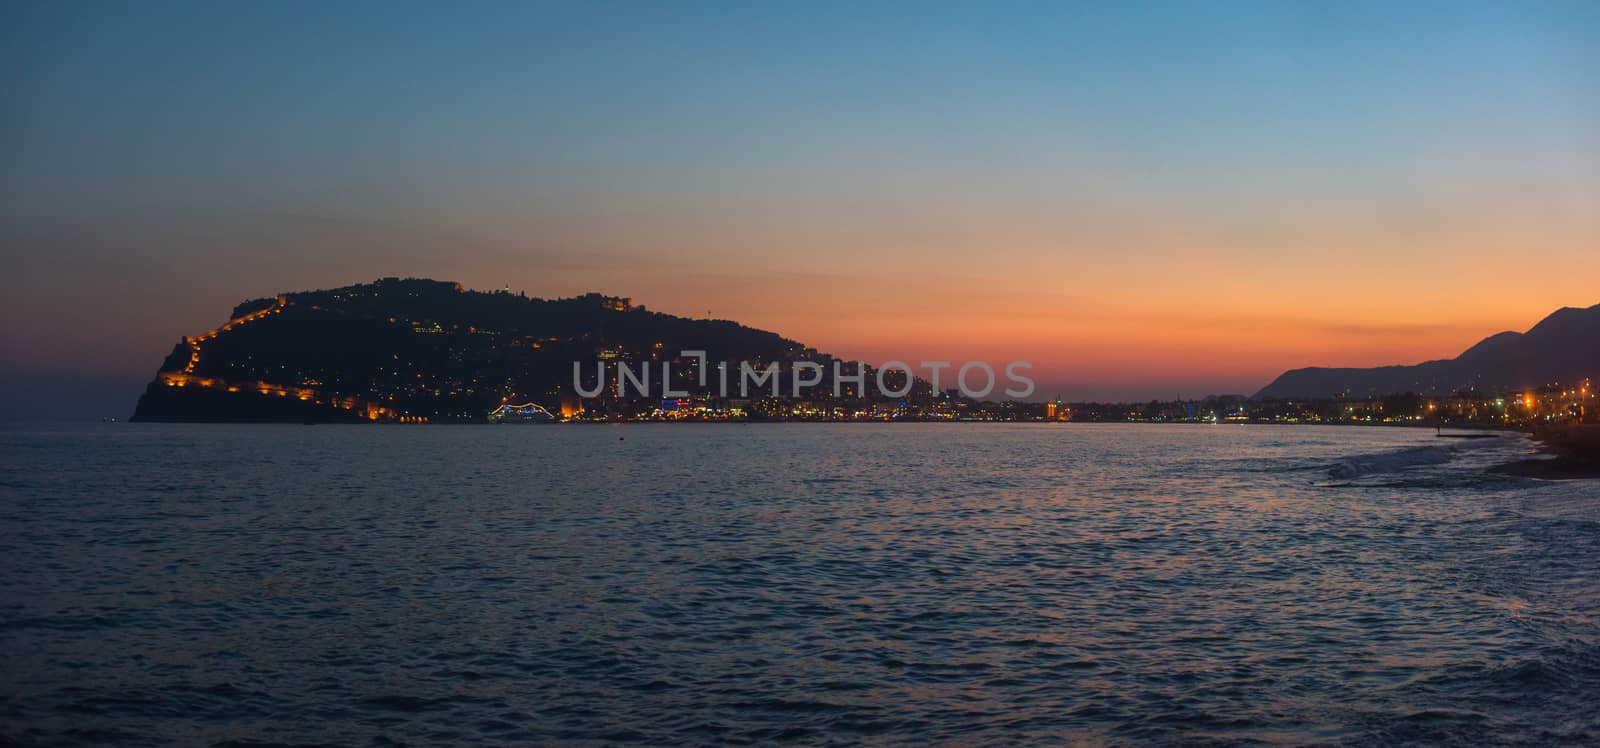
94, 418, 1531, 430
1491, 425, 1600, 480
105, 419, 1527, 430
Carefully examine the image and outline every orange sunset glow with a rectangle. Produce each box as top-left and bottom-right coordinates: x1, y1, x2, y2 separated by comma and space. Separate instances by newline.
8, 4, 1600, 746
3, 1, 1596, 418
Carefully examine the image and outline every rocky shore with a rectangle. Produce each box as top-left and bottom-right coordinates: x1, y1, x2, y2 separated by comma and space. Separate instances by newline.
1493, 424, 1600, 480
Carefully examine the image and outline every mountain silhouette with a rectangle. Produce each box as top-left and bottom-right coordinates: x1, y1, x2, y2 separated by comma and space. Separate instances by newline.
1254, 304, 1600, 399
130, 278, 836, 422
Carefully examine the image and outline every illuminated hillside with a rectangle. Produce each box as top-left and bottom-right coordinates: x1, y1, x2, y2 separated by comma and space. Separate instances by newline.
131, 278, 817, 423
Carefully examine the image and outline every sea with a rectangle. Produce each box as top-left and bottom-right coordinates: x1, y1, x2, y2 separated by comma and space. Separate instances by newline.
1, 423, 1597, 746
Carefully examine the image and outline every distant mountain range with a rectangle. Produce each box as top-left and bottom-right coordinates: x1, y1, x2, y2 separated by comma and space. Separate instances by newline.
1254, 304, 1600, 399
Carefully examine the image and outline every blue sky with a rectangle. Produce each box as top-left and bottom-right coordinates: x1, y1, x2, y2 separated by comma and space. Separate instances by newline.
4, 1, 1597, 418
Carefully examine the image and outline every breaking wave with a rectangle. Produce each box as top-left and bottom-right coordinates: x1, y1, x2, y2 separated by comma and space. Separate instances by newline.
1323, 435, 1516, 482
1325, 444, 1456, 479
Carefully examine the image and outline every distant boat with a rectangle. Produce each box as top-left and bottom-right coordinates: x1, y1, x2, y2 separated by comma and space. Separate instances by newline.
488, 403, 556, 423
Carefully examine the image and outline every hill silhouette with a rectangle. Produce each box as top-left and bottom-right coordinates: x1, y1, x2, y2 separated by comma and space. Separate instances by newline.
131, 278, 841, 422
1254, 304, 1600, 399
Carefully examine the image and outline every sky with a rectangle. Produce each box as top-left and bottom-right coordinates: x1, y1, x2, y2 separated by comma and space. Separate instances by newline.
3, 1, 1597, 419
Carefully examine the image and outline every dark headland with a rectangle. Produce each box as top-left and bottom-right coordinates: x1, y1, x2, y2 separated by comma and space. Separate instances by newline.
130, 277, 815, 423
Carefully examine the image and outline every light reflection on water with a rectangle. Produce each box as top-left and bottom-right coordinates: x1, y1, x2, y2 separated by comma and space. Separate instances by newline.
1, 423, 1597, 745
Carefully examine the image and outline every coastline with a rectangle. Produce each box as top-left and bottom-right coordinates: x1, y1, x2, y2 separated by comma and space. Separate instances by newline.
1492, 425, 1600, 480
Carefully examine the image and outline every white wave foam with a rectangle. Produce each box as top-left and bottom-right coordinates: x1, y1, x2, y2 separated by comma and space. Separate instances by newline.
1326, 444, 1456, 480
